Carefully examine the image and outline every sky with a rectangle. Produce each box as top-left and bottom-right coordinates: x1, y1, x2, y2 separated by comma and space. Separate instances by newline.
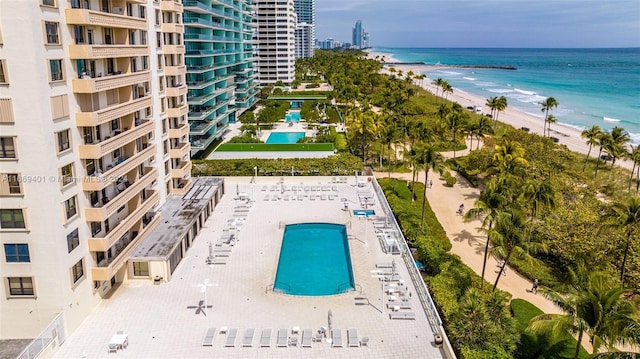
315, 0, 640, 48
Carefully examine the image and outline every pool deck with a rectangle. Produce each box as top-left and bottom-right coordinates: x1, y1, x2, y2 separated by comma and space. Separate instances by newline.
54, 176, 446, 358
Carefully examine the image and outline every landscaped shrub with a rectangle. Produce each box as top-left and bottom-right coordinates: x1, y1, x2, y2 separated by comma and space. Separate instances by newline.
443, 172, 457, 187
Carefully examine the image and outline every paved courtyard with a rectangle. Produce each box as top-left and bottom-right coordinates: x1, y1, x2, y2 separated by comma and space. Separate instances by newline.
54, 176, 445, 358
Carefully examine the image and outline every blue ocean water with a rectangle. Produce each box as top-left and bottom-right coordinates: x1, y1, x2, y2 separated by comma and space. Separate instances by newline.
376, 48, 640, 143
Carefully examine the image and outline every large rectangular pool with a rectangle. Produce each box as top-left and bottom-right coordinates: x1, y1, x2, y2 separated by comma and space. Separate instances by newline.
266, 131, 305, 144
274, 223, 355, 296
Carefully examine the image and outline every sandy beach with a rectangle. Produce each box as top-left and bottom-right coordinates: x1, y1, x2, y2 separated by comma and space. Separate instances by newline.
365, 50, 635, 171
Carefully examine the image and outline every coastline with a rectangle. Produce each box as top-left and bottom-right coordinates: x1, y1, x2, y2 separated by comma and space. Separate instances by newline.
365, 49, 634, 171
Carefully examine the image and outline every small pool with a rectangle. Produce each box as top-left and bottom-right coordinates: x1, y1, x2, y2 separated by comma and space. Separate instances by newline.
274, 223, 355, 296
285, 111, 301, 122
266, 131, 305, 144
353, 209, 375, 217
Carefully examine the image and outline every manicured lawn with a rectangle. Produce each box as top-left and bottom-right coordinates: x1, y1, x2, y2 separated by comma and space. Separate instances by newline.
216, 143, 334, 151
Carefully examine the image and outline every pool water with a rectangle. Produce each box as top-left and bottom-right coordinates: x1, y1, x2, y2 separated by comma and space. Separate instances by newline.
285, 111, 301, 122
353, 209, 375, 216
266, 132, 305, 144
274, 223, 355, 296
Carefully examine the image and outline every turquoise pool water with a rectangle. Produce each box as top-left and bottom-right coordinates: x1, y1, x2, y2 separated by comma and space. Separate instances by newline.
266, 132, 305, 144
274, 223, 355, 296
285, 111, 301, 122
353, 209, 375, 216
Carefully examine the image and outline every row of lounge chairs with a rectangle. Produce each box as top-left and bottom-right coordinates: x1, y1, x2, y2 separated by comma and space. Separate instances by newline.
209, 201, 252, 265
262, 184, 341, 193
375, 262, 417, 321
202, 327, 368, 348
332, 176, 349, 184
264, 193, 339, 201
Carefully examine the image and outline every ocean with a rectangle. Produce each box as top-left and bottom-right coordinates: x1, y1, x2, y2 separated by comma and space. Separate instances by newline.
375, 48, 640, 144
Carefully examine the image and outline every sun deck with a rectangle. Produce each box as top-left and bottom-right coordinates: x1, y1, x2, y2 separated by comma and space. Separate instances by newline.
53, 176, 447, 358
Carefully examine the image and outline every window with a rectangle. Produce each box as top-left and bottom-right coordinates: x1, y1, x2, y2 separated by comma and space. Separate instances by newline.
4, 244, 30, 263
60, 163, 73, 187
50, 94, 69, 120
0, 209, 25, 229
67, 229, 79, 253
0, 59, 7, 84
133, 261, 149, 276
0, 174, 22, 195
71, 259, 84, 284
45, 22, 60, 44
110, 119, 120, 132
56, 129, 70, 152
64, 196, 77, 220
139, 6, 146, 19
49, 59, 64, 82
0, 137, 16, 158
91, 221, 101, 236
0, 98, 14, 122
141, 31, 147, 45
155, 10, 160, 26
41, 0, 56, 6
7, 277, 34, 296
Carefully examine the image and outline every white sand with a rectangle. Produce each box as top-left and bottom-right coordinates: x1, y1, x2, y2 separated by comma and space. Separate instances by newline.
365, 50, 634, 171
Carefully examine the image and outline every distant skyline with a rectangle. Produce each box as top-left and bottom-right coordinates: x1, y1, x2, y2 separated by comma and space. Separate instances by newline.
316, 0, 640, 48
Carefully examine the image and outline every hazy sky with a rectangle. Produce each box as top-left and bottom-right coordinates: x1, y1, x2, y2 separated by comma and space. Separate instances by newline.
315, 0, 640, 48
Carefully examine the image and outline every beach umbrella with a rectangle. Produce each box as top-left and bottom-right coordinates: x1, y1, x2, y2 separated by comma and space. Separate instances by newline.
328, 309, 333, 334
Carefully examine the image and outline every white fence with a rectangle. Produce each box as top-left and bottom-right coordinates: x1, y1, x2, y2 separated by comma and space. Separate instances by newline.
16, 313, 65, 359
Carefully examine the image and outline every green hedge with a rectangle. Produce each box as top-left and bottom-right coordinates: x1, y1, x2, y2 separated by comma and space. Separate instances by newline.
216, 143, 334, 151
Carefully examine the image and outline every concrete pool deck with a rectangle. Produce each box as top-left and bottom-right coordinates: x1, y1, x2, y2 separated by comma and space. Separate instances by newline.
54, 176, 446, 358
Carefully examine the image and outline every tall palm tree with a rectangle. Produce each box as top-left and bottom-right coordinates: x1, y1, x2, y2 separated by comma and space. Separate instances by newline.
474, 116, 494, 149
415, 142, 445, 230
601, 197, 640, 286
432, 77, 444, 99
485, 96, 498, 120
594, 132, 613, 177
441, 81, 453, 101
520, 177, 557, 217
347, 109, 378, 164
608, 126, 631, 169
529, 270, 640, 359
540, 97, 559, 137
492, 138, 529, 177
494, 96, 508, 124
465, 179, 508, 290
627, 145, 640, 192
379, 116, 399, 177
545, 114, 557, 137
581, 125, 603, 171
446, 107, 469, 159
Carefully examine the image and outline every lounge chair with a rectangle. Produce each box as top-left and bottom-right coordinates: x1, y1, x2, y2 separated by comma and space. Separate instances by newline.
301, 329, 312, 347
202, 328, 216, 346
277, 329, 288, 347
242, 328, 254, 347
389, 312, 416, 320
107, 343, 118, 353
289, 336, 298, 347
387, 302, 412, 310
331, 329, 343, 347
313, 332, 323, 342
360, 337, 369, 346
348, 328, 359, 347
260, 328, 272, 347
376, 262, 393, 268
225, 328, 238, 347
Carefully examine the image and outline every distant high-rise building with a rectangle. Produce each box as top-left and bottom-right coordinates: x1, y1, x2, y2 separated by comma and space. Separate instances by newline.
293, 0, 315, 58
352, 20, 363, 49
255, 0, 297, 85
363, 31, 370, 49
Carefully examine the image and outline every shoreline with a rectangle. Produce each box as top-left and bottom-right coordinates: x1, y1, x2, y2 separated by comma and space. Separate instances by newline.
365, 49, 634, 171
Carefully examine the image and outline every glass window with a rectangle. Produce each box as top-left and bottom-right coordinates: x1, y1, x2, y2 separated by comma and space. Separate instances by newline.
71, 259, 84, 283
45, 22, 59, 44
0, 137, 16, 158
0, 209, 25, 229
67, 229, 80, 253
133, 261, 149, 276
49, 59, 63, 81
0, 59, 7, 83
42, 0, 56, 6
61, 163, 73, 186
7, 277, 34, 296
2, 173, 22, 194
4, 244, 30, 262
56, 129, 70, 152
64, 196, 77, 220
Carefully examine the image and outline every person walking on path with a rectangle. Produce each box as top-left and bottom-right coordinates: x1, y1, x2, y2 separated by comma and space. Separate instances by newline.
429, 180, 433, 189
343, 200, 349, 212
531, 279, 539, 294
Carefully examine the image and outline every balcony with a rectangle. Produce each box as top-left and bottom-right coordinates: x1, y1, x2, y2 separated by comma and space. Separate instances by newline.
166, 103, 188, 118
72, 71, 151, 93
76, 96, 152, 126
164, 64, 186, 76
172, 178, 193, 195
65, 8, 147, 30
78, 120, 154, 159
160, 0, 183, 12
162, 44, 185, 54
91, 211, 161, 281
82, 144, 156, 191
88, 190, 160, 252
168, 123, 189, 139
85, 168, 158, 222
161, 23, 184, 34
169, 142, 190, 158
68, 44, 148, 59
170, 161, 192, 178
165, 84, 188, 97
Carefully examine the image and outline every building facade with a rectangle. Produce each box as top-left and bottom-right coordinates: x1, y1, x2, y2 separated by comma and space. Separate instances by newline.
0, 0, 191, 339
183, 0, 258, 156
254, 0, 297, 85
293, 0, 314, 58
352, 20, 362, 49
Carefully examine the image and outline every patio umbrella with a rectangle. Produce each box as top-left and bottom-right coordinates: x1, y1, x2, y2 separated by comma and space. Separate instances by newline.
328, 310, 333, 334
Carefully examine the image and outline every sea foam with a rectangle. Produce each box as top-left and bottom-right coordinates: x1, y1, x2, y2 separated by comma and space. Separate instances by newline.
603, 116, 621, 123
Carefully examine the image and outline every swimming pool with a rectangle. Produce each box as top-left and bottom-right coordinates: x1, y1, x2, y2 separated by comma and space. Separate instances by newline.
266, 131, 305, 144
285, 111, 301, 122
353, 209, 375, 217
274, 223, 355, 296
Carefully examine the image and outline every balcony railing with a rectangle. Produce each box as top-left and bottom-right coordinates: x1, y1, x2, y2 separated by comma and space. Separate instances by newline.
78, 120, 154, 158
166, 103, 188, 117
161, 23, 184, 34
164, 64, 186, 76
72, 70, 151, 93
160, 0, 183, 12
83, 144, 156, 191
75, 96, 152, 126
165, 84, 187, 97
168, 123, 189, 139
162, 44, 185, 54
68, 44, 148, 59
65, 8, 147, 30
170, 161, 192, 178
169, 142, 190, 158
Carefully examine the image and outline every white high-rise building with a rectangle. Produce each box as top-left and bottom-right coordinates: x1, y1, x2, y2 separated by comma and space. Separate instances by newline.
293, 0, 314, 58
0, 0, 191, 341
254, 0, 297, 85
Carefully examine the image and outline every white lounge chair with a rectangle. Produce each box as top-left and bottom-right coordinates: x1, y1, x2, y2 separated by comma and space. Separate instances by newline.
376, 262, 393, 268
107, 343, 118, 353
260, 328, 272, 347
348, 328, 359, 347
389, 312, 416, 320
301, 329, 312, 347
225, 328, 238, 347
243, 328, 254, 347
331, 329, 343, 347
387, 302, 412, 310
202, 328, 216, 346
277, 328, 288, 347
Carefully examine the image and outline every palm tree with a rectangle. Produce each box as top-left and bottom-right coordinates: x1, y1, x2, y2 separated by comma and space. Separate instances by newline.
540, 97, 559, 137
474, 116, 494, 149
465, 179, 508, 290
492, 138, 529, 177
446, 107, 469, 159
594, 132, 613, 177
379, 116, 399, 177
601, 197, 640, 286
581, 125, 603, 171
520, 177, 557, 217
529, 270, 640, 358
546, 114, 557, 137
415, 143, 445, 230
441, 81, 453, 101
347, 109, 378, 164
628, 145, 640, 192
432, 77, 444, 98
485, 96, 498, 119
608, 126, 631, 169
494, 96, 508, 123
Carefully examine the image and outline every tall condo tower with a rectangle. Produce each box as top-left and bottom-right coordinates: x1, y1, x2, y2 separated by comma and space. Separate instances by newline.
352, 20, 363, 49
293, 0, 314, 58
254, 0, 297, 85
183, 0, 258, 156
0, 0, 191, 340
